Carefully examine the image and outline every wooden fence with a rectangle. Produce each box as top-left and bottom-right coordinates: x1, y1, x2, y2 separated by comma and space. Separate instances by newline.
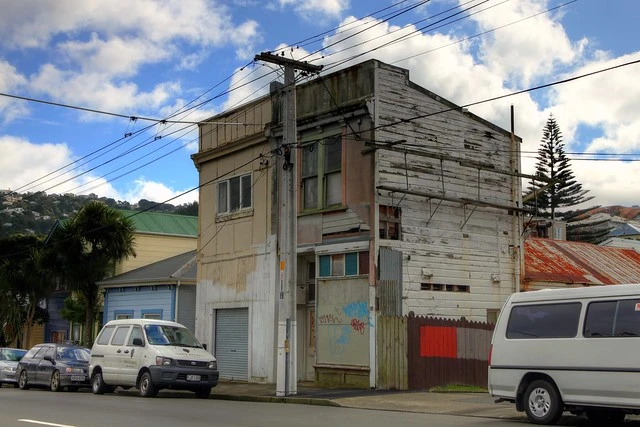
376, 314, 494, 390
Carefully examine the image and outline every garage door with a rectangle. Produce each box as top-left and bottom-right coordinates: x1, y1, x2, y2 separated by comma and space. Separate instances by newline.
215, 308, 248, 381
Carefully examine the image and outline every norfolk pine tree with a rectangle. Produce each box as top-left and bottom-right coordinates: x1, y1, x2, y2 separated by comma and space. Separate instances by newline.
525, 114, 593, 219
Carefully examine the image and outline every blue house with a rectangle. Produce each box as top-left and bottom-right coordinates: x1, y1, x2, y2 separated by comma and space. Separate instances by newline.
97, 250, 197, 331
44, 210, 198, 344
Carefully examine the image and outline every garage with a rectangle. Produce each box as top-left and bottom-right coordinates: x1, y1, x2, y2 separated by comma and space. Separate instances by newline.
214, 307, 249, 381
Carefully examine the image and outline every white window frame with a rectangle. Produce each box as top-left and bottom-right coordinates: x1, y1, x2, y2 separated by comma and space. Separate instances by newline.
217, 172, 252, 214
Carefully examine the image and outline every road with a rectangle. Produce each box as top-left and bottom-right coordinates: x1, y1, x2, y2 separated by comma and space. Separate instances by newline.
0, 387, 523, 427
3, 387, 640, 427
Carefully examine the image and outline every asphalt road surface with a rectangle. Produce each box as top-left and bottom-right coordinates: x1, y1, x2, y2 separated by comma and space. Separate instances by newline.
4, 387, 640, 427
0, 387, 526, 427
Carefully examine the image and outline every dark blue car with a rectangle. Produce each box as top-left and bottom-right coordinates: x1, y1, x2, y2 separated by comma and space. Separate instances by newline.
16, 343, 91, 392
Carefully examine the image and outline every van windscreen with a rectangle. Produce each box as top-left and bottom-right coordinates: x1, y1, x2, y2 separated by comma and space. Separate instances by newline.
506, 302, 581, 339
144, 325, 203, 348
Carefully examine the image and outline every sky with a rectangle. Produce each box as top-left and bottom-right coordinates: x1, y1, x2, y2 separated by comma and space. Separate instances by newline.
0, 0, 639, 210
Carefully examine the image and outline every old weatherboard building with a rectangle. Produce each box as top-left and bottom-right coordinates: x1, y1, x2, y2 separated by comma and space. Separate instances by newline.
191, 59, 524, 387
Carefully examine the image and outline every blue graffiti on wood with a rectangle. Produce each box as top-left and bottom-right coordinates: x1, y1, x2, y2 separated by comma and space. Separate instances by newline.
321, 301, 371, 355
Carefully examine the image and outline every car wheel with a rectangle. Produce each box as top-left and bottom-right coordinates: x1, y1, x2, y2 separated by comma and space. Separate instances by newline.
50, 370, 62, 392
139, 372, 158, 398
586, 409, 625, 425
524, 379, 563, 425
91, 371, 107, 395
18, 370, 29, 390
194, 386, 211, 399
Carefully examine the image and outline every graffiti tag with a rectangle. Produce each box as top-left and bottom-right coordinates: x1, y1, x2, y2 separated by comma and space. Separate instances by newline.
351, 318, 366, 334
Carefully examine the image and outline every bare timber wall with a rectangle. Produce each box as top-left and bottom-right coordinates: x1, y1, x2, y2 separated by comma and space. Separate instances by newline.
374, 63, 519, 322
376, 315, 407, 390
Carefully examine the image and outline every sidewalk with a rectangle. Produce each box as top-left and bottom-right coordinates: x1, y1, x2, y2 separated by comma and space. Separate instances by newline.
203, 381, 525, 421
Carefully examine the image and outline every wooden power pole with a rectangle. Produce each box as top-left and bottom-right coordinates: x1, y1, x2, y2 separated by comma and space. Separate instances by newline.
254, 52, 322, 396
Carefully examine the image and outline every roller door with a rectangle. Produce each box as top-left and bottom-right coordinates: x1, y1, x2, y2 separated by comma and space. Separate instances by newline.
215, 308, 248, 381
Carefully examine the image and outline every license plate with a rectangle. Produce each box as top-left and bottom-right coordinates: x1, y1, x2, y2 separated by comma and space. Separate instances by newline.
71, 375, 85, 381
186, 375, 201, 382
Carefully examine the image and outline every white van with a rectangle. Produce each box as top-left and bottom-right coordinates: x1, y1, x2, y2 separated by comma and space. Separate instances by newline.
90, 319, 219, 398
488, 284, 640, 425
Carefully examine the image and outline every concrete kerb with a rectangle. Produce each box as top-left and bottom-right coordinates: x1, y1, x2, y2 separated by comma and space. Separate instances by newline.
209, 393, 341, 407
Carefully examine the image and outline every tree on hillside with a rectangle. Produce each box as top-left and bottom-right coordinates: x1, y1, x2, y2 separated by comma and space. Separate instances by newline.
174, 201, 198, 216
525, 114, 594, 219
46, 201, 136, 345
0, 234, 54, 347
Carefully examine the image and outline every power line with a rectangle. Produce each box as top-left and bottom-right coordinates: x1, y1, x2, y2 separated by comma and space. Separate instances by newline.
272, 0, 416, 54
318, 0, 496, 65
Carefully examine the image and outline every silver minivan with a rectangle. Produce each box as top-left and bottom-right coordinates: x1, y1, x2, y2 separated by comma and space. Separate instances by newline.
489, 284, 640, 425
90, 319, 219, 398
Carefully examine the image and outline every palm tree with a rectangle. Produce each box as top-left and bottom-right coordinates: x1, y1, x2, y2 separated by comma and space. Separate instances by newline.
47, 202, 136, 345
0, 234, 55, 347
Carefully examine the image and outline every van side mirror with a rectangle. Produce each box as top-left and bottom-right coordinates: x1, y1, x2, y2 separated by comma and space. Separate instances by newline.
202, 344, 207, 351
44, 355, 55, 364
132, 338, 144, 346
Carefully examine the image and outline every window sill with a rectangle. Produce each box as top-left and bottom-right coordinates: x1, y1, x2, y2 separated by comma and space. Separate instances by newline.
318, 274, 368, 280
216, 208, 254, 222
299, 205, 346, 217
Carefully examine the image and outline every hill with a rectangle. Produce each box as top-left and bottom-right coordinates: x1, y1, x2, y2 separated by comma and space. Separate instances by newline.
0, 190, 198, 239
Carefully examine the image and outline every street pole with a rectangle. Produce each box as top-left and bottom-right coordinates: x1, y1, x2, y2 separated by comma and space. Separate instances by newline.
254, 52, 322, 397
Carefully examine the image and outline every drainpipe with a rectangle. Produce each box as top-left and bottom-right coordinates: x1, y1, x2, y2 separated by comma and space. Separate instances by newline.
174, 280, 181, 322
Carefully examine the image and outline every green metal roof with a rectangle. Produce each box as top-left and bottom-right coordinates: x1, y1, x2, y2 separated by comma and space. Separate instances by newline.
118, 210, 198, 237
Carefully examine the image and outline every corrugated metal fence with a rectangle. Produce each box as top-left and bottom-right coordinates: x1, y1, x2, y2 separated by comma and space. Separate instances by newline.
376, 314, 494, 390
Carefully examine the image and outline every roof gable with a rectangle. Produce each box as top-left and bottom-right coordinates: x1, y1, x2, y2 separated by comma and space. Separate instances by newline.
98, 250, 196, 286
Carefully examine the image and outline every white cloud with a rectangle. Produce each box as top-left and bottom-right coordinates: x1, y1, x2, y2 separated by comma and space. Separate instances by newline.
0, 135, 200, 203
29, 64, 182, 116
58, 34, 172, 78
547, 52, 640, 153
279, 0, 349, 22
0, 60, 29, 124
0, 135, 122, 199
470, 0, 585, 87
0, 0, 261, 122
123, 179, 198, 205
0, 0, 259, 51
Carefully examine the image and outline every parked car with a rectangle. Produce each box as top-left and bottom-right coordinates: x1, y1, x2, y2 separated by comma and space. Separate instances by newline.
489, 284, 640, 425
16, 343, 91, 392
0, 348, 28, 387
90, 319, 219, 398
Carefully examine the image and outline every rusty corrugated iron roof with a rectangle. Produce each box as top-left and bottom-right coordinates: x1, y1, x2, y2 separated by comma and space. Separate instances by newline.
524, 237, 640, 286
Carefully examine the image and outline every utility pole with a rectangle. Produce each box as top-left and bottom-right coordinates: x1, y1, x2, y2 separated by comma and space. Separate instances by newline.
254, 52, 322, 397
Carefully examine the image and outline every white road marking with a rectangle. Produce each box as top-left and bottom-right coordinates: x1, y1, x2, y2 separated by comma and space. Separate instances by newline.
18, 420, 77, 427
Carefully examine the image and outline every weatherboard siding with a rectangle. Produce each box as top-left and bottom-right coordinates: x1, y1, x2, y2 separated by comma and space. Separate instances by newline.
195, 106, 278, 382
105, 286, 174, 321
374, 63, 519, 321
116, 234, 196, 275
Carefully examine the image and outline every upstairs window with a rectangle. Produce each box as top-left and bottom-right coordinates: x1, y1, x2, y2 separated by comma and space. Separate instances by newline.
218, 173, 252, 214
301, 135, 342, 211
318, 251, 369, 278
379, 205, 401, 240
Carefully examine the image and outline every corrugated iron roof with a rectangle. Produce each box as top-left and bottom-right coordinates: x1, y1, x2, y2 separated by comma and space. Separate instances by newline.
98, 250, 196, 286
118, 210, 198, 237
524, 237, 640, 286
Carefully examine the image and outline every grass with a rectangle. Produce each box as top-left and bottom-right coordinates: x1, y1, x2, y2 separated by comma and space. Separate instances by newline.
429, 384, 488, 393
